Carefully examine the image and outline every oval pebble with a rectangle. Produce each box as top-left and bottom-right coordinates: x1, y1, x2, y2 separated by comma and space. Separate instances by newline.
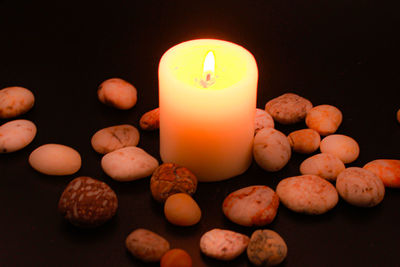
223, 185, 279, 227
253, 128, 291, 172
98, 78, 137, 110
140, 107, 160, 130
397, 108, 400, 123
287, 128, 320, 154
0, 119, 36, 153
300, 153, 345, 181
247, 229, 287, 266
58, 176, 118, 227
320, 134, 360, 164
91, 124, 139, 154
336, 167, 385, 207
29, 144, 81, 175
161, 249, 192, 267
164, 193, 201, 226
364, 159, 400, 188
101, 146, 158, 181
265, 93, 313, 124
125, 228, 170, 262
255, 108, 274, 134
305, 104, 342, 136
276, 175, 338, 215
0, 86, 34, 118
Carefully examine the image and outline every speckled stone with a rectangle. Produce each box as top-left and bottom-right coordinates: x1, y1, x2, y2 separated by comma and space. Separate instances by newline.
364, 159, 400, 188
91, 124, 139, 154
0, 119, 36, 153
0, 86, 34, 118
255, 108, 274, 134
140, 107, 160, 130
97, 78, 137, 110
305, 105, 342, 136
265, 93, 312, 124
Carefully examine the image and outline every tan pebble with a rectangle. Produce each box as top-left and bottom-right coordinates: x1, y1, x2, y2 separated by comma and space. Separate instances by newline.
200, 229, 249, 260
0, 86, 34, 118
305, 104, 342, 136
91, 124, 139, 154
287, 128, 320, 154
29, 144, 81, 175
320, 134, 359, 164
265, 93, 312, 124
336, 167, 385, 207
140, 107, 160, 130
125, 228, 170, 262
97, 78, 137, 110
164, 193, 201, 226
255, 108, 274, 134
253, 128, 291, 172
247, 229, 287, 266
0, 119, 36, 153
161, 249, 192, 267
364, 159, 400, 188
222, 185, 279, 227
276, 175, 338, 214
300, 153, 345, 181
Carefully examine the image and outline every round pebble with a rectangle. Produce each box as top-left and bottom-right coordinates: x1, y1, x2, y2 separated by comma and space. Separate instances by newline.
0, 86, 34, 118
58, 176, 118, 227
255, 108, 274, 134
397, 109, 400, 123
161, 249, 192, 267
320, 134, 360, 164
305, 104, 342, 136
164, 193, 201, 226
223, 185, 279, 226
125, 228, 170, 262
29, 144, 81, 175
97, 78, 137, 110
91, 124, 139, 154
101, 146, 159, 181
336, 167, 385, 207
265, 93, 313, 124
300, 153, 345, 181
287, 128, 320, 154
276, 175, 338, 214
150, 163, 197, 202
247, 229, 287, 266
253, 127, 291, 172
140, 107, 160, 130
0, 119, 36, 153
200, 229, 250, 261
364, 159, 400, 188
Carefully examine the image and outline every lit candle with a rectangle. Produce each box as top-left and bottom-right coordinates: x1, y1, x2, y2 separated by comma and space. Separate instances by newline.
159, 39, 258, 182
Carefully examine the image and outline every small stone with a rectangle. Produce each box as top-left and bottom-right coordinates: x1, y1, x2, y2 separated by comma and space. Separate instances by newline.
320, 134, 360, 164
91, 124, 139, 154
0, 86, 34, 118
300, 153, 345, 181
265, 93, 312, 124
58, 176, 118, 227
287, 128, 320, 154
255, 108, 274, 134
305, 104, 342, 136
0, 119, 36, 153
364, 159, 400, 188
150, 163, 197, 202
161, 249, 192, 267
125, 228, 170, 262
97, 78, 137, 110
223, 185, 279, 226
140, 107, 160, 130
200, 229, 249, 261
164, 193, 201, 226
397, 109, 400, 123
29, 144, 81, 175
247, 229, 287, 266
101, 146, 159, 181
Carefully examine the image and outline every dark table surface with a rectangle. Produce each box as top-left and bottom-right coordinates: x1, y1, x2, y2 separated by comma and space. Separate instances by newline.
1, 0, 399, 266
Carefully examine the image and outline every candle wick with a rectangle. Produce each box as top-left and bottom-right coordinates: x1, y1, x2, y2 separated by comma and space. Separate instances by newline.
206, 73, 211, 82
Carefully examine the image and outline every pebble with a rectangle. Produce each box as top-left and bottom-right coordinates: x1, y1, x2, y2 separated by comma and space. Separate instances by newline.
305, 104, 342, 136
0, 119, 36, 153
97, 78, 137, 110
58, 176, 118, 227
140, 107, 160, 130
255, 108, 274, 134
276, 175, 338, 215
397, 109, 400, 123
101, 146, 158, 181
364, 159, 400, 188
336, 167, 385, 207
247, 229, 287, 266
150, 163, 197, 202
265, 93, 313, 124
320, 134, 360, 164
0, 86, 34, 118
300, 153, 345, 181
222, 185, 279, 226
91, 124, 139, 154
29, 144, 81, 175
164, 193, 201, 226
200, 229, 250, 261
125, 228, 170, 262
287, 128, 320, 154
161, 249, 192, 267
253, 128, 291, 172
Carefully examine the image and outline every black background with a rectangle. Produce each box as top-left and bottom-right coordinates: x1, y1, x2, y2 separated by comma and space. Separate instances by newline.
1, 0, 399, 266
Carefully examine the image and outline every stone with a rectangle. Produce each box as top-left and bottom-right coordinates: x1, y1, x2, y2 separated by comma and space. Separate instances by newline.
364, 159, 400, 188
300, 153, 345, 181
0, 119, 36, 153
287, 128, 320, 154
161, 249, 192, 267
0, 86, 34, 118
320, 134, 360, 164
164, 193, 201, 226
265, 93, 312, 124
140, 107, 160, 130
97, 78, 137, 110
305, 104, 342, 136
91, 124, 139, 154
255, 108, 274, 134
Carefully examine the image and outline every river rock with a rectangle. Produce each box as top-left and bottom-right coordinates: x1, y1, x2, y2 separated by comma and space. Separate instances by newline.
91, 124, 139, 154
255, 108, 274, 134
0, 86, 34, 118
305, 104, 342, 136
287, 128, 320, 154
140, 107, 160, 130
98, 78, 137, 110
364, 159, 400, 188
320, 134, 360, 164
300, 153, 345, 181
0, 119, 36, 153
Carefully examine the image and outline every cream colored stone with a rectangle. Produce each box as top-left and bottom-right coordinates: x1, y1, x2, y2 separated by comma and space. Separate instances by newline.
97, 78, 137, 110
91, 124, 139, 154
305, 104, 342, 136
265, 93, 312, 124
0, 86, 34, 118
300, 153, 345, 181
254, 108, 274, 134
0, 119, 36, 153
287, 128, 320, 154
320, 134, 359, 164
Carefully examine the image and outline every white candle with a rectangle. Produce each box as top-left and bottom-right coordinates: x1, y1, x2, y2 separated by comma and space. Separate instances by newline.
159, 39, 258, 182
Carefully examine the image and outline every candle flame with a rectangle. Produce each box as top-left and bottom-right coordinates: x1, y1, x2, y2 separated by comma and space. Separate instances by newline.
200, 51, 216, 88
